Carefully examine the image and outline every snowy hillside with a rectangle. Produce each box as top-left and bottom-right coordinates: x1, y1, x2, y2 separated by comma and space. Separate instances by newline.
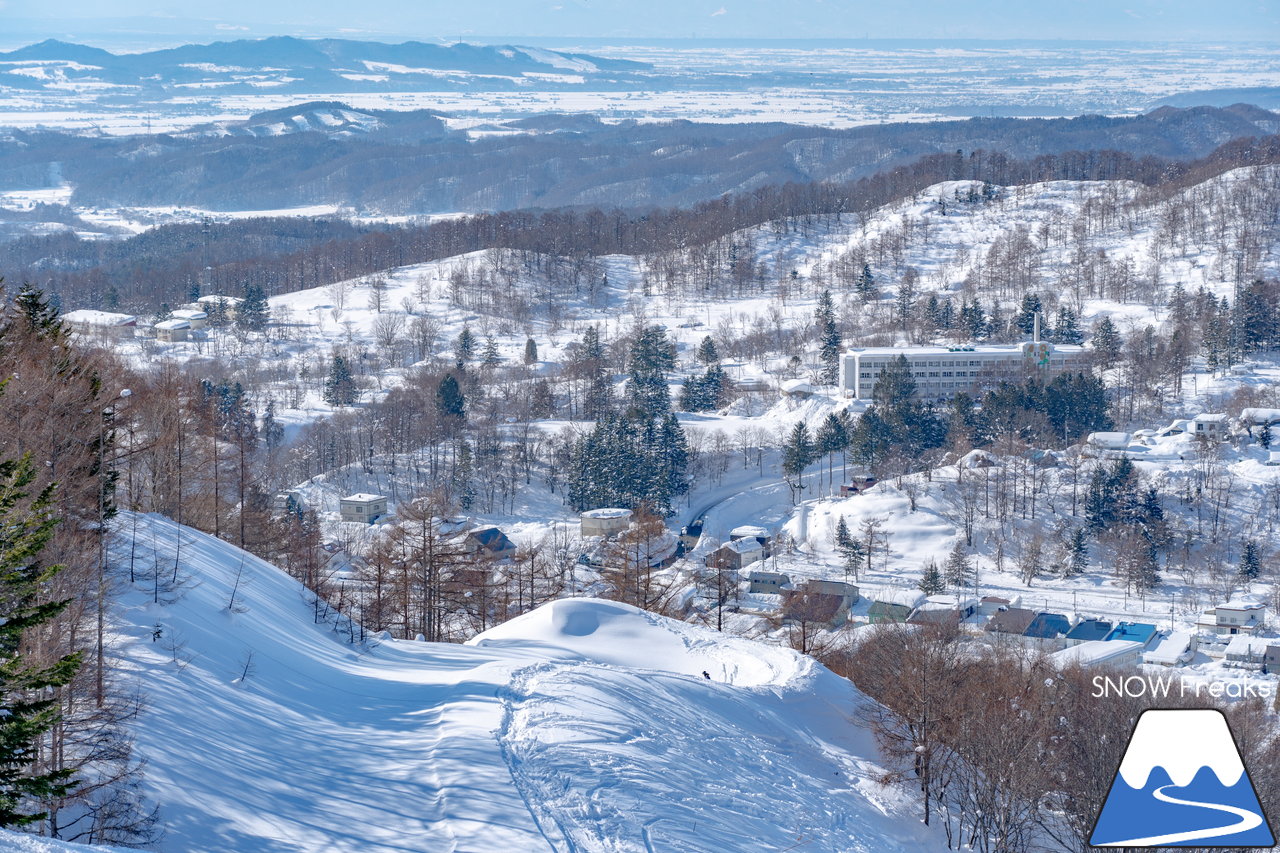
104, 513, 946, 852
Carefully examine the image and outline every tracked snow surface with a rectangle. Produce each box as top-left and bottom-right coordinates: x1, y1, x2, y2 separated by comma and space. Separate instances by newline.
100, 513, 944, 853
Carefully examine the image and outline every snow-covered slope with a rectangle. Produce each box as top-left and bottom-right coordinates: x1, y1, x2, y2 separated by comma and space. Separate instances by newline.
107, 512, 944, 852
0, 831, 128, 852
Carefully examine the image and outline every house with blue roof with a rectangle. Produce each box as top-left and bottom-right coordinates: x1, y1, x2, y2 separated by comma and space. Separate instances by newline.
1064, 619, 1112, 646
1023, 612, 1072, 644
1104, 621, 1158, 649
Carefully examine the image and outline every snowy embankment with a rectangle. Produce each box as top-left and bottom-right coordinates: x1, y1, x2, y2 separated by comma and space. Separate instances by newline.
103, 512, 944, 853
0, 832, 129, 852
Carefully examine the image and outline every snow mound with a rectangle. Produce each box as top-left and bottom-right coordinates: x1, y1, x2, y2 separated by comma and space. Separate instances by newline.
0, 831, 128, 852
106, 514, 946, 852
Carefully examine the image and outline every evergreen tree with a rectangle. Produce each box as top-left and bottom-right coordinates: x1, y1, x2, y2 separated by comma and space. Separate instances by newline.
482, 336, 501, 367
1092, 317, 1122, 369
1238, 540, 1262, 582
855, 264, 877, 302
1065, 527, 1088, 577
453, 440, 475, 511
626, 325, 675, 419
529, 379, 555, 419
435, 373, 465, 422
1259, 421, 1272, 450
523, 337, 538, 366
453, 325, 476, 367
696, 335, 719, 366
918, 559, 945, 595
237, 283, 269, 332
1053, 306, 1083, 344
321, 356, 356, 407
1014, 292, 1043, 337
579, 326, 612, 420
260, 400, 285, 450
0, 455, 82, 828
187, 282, 201, 304
817, 289, 842, 384
943, 542, 973, 590
782, 421, 816, 500
834, 516, 851, 549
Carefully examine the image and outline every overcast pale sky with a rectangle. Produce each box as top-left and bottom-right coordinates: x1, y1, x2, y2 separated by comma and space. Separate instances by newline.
2, 0, 1277, 43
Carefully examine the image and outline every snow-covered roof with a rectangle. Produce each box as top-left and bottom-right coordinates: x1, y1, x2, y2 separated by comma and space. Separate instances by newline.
916, 594, 978, 612
1087, 431, 1131, 447
62, 309, 137, 326
721, 538, 764, 555
197, 294, 243, 305
1268, 451, 1280, 465
847, 343, 1084, 357
1218, 599, 1266, 612
154, 318, 191, 330
957, 449, 997, 469
730, 525, 769, 539
581, 508, 632, 520
341, 493, 387, 503
1193, 413, 1228, 423
1143, 632, 1193, 665
171, 309, 208, 320
1226, 635, 1271, 656
1240, 408, 1280, 425
1050, 640, 1143, 668
781, 379, 813, 394
870, 588, 927, 609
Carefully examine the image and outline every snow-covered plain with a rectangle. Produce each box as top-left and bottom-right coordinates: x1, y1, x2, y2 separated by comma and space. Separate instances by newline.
104, 512, 947, 853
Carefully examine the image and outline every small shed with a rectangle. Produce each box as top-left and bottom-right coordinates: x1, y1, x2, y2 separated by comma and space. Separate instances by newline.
804, 579, 859, 602
339, 493, 388, 524
979, 594, 1022, 616
729, 525, 771, 554
154, 318, 191, 342
781, 378, 814, 397
581, 508, 633, 539
746, 570, 790, 594
1265, 645, 1280, 674
1265, 451, 1280, 467
782, 588, 849, 629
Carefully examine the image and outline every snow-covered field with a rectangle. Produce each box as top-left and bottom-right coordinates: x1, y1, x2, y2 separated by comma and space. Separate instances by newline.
104, 512, 946, 853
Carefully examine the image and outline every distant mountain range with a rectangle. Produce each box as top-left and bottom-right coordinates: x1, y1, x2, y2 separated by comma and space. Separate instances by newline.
0, 37, 649, 95
0, 103, 1277, 215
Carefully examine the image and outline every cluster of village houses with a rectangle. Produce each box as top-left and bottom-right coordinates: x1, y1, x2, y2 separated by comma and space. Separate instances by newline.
61, 295, 243, 344
305, 492, 1279, 676
1085, 407, 1280, 465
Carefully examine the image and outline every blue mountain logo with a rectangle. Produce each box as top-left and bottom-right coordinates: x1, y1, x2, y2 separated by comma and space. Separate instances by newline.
1091, 709, 1275, 848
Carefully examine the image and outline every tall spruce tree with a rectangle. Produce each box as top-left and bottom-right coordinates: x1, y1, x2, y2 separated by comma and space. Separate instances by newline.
918, 559, 945, 595
321, 356, 356, 407
1239, 540, 1262, 582
237, 283, 269, 332
0, 455, 82, 827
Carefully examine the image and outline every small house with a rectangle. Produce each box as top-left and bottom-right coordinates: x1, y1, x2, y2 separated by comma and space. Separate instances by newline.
171, 308, 208, 329
805, 579, 860, 603
908, 594, 978, 628
782, 588, 849, 629
1143, 632, 1197, 667
781, 378, 814, 397
339, 493, 388, 524
464, 526, 518, 559
1265, 451, 1280, 467
1104, 621, 1158, 649
154, 318, 191, 342
197, 294, 243, 317
1023, 612, 1072, 643
1063, 619, 1112, 646
1224, 635, 1271, 666
580, 508, 633, 539
1191, 413, 1229, 441
729, 525, 771, 553
746, 570, 790, 594
984, 607, 1037, 637
979, 594, 1022, 616
839, 476, 877, 496
704, 538, 764, 572
1195, 600, 1267, 636
1050, 640, 1144, 670
1265, 645, 1279, 674
868, 601, 913, 624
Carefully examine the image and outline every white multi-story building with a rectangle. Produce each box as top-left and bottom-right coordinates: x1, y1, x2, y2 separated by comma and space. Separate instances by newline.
838, 319, 1085, 400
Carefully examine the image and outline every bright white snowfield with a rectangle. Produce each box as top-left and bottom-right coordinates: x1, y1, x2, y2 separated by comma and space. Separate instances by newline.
98, 513, 945, 853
